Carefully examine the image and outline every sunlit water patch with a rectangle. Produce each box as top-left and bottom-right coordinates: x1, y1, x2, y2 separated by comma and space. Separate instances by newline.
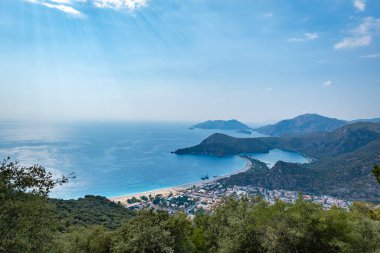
0, 122, 260, 199
0, 122, 308, 199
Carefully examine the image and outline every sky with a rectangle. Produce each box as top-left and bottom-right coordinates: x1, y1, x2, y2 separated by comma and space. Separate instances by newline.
0, 0, 379, 123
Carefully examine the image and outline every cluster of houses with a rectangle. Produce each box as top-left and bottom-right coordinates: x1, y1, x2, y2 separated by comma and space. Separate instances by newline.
124, 182, 352, 214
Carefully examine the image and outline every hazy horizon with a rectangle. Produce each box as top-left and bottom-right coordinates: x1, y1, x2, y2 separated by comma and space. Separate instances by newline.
1, 112, 379, 128
1, 0, 380, 122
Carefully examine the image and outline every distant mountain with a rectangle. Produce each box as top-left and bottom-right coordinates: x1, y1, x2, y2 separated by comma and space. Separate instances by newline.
175, 133, 270, 157
177, 122, 380, 158
176, 122, 380, 158
175, 122, 380, 202
349, 118, 380, 123
255, 113, 347, 136
191, 119, 251, 131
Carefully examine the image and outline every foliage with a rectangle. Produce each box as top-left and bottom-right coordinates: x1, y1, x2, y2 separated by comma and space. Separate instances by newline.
107, 197, 380, 253
54, 226, 113, 253
192, 197, 380, 253
2, 157, 380, 253
52, 195, 134, 230
166, 212, 194, 253
0, 157, 68, 196
127, 196, 141, 204
373, 164, 380, 185
0, 192, 58, 253
0, 158, 67, 253
112, 210, 173, 253
350, 202, 380, 221
112, 210, 194, 253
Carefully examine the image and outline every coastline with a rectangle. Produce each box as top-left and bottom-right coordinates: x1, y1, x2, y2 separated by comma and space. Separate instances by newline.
110, 156, 252, 205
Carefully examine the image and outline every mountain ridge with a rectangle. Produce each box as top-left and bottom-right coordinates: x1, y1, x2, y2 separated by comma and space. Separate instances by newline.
175, 122, 380, 202
255, 113, 347, 136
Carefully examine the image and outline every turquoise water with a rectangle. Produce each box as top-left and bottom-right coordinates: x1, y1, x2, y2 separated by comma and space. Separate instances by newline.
248, 149, 309, 168
0, 122, 307, 199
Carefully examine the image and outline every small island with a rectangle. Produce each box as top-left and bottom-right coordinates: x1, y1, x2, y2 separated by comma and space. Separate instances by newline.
191, 119, 252, 133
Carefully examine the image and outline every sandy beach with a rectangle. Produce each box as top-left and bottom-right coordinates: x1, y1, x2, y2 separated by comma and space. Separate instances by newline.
110, 157, 252, 205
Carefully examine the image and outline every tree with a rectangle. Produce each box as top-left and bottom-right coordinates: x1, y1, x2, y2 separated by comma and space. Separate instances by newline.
112, 210, 174, 253
193, 197, 380, 253
0, 157, 68, 196
373, 164, 380, 185
0, 157, 68, 253
54, 226, 112, 253
166, 212, 194, 253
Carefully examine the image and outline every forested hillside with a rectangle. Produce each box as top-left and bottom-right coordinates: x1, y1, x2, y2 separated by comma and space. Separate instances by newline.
52, 195, 135, 230
2, 158, 380, 253
176, 123, 380, 202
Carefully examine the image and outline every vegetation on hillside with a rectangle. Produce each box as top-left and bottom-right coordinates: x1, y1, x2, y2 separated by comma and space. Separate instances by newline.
176, 122, 380, 202
52, 195, 135, 231
2, 158, 380, 252
0, 157, 68, 252
220, 155, 380, 202
373, 164, 380, 185
175, 133, 271, 157
68, 197, 379, 253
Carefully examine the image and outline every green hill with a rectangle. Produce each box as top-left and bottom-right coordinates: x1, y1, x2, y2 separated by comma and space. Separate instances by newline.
175, 133, 271, 156
52, 195, 134, 230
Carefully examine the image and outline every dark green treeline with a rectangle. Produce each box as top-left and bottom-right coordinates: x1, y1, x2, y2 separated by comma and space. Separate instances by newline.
2, 159, 380, 253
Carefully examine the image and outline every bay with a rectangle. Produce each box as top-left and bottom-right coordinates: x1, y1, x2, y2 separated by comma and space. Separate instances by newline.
0, 122, 307, 199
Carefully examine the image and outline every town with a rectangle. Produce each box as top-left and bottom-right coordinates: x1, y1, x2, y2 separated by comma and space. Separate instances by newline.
122, 181, 352, 215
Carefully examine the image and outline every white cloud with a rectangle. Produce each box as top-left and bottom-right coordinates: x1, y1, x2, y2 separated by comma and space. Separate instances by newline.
27, 0, 82, 15
334, 17, 380, 49
266, 88, 273, 92
289, 33, 319, 42
352, 17, 380, 36
25, 0, 148, 15
353, 0, 366, 11
93, 0, 148, 10
323, 80, 332, 88
334, 36, 371, 49
359, 53, 380, 58
42, 3, 82, 15
50, 0, 73, 3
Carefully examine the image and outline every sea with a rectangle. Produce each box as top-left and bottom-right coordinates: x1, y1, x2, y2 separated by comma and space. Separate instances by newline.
0, 122, 309, 199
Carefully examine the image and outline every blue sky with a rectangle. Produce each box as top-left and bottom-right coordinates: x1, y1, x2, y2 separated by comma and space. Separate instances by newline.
0, 0, 379, 123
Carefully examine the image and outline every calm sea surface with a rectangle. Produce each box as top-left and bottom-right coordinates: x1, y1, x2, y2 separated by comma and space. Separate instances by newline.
0, 122, 308, 199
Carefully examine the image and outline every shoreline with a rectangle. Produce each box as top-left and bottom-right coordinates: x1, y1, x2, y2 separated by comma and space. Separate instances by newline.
110, 157, 252, 205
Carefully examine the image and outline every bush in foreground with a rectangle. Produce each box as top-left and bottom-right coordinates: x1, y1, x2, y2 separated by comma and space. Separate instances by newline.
2, 158, 380, 253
